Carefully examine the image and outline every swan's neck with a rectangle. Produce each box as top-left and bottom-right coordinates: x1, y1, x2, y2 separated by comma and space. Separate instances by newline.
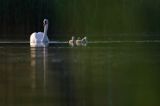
43, 24, 48, 36
41, 24, 48, 42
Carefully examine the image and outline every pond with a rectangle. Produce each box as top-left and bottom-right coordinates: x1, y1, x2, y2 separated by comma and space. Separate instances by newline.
0, 41, 159, 106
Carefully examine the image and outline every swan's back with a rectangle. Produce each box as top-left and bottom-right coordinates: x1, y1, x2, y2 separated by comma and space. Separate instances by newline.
30, 32, 49, 47
30, 32, 44, 43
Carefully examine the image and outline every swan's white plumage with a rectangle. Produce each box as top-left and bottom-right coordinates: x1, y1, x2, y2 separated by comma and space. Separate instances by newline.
30, 19, 49, 47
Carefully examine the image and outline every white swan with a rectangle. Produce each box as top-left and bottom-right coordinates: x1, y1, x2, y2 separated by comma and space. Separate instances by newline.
69, 36, 75, 47
30, 19, 49, 47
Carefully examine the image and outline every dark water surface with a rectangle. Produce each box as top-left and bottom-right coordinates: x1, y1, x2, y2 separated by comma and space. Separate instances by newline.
0, 42, 160, 106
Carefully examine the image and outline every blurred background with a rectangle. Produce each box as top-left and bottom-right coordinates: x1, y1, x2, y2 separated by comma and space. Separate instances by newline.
0, 1, 160, 106
0, 0, 160, 40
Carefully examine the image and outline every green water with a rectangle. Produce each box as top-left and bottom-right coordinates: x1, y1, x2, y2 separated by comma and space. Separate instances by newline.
0, 43, 159, 106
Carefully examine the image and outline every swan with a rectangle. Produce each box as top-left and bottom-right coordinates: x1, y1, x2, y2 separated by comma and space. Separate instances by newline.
75, 37, 82, 46
75, 36, 87, 46
69, 36, 76, 46
30, 19, 49, 47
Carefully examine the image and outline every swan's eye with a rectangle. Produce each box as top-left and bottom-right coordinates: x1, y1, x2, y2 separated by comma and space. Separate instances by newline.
44, 20, 47, 25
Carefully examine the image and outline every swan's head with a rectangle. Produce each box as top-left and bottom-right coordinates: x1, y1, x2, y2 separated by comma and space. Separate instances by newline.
43, 19, 48, 26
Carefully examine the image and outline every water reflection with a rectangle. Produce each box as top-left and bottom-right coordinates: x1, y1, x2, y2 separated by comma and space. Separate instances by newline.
48, 48, 76, 106
30, 42, 49, 47
69, 43, 87, 47
0, 43, 159, 106
30, 47, 76, 105
30, 47, 50, 105
30, 47, 48, 89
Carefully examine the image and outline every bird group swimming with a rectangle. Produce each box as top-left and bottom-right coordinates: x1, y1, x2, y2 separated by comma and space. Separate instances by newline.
30, 19, 87, 47
69, 36, 87, 47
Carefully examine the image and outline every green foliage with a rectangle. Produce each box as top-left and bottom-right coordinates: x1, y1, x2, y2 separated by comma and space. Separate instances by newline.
0, 0, 160, 40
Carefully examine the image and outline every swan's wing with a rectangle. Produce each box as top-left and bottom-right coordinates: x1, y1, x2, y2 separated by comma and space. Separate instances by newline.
37, 32, 43, 35
35, 32, 44, 41
30, 32, 43, 43
30, 32, 37, 43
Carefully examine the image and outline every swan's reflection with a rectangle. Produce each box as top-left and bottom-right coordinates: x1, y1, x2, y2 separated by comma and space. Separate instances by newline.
30, 42, 49, 47
30, 47, 48, 89
30, 47, 76, 105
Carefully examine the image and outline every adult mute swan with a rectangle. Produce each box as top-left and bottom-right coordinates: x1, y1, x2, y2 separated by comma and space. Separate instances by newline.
30, 19, 49, 47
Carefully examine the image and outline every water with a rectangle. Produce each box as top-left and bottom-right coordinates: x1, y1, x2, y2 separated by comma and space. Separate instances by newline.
0, 41, 160, 106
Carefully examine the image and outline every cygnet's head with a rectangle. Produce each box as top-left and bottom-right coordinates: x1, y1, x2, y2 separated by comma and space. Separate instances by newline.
43, 19, 48, 26
83, 37, 87, 40
71, 36, 75, 40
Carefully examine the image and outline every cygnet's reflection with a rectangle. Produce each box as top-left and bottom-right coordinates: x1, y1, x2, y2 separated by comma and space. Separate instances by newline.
30, 47, 48, 89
